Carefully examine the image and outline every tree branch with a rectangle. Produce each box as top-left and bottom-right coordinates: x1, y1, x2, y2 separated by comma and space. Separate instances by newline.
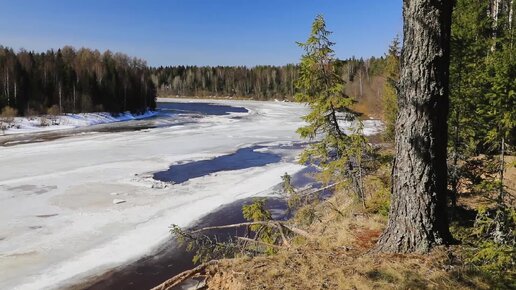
150, 260, 218, 290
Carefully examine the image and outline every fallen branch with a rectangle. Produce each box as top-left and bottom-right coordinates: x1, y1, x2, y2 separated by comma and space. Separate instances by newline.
150, 260, 218, 290
276, 222, 291, 247
189, 221, 313, 239
298, 182, 341, 197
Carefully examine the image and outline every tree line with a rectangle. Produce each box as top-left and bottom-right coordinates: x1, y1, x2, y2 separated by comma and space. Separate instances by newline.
0, 44, 391, 117
0, 46, 157, 116
152, 57, 387, 103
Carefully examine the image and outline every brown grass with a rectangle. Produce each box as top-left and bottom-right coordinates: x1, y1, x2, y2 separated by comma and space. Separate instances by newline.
198, 188, 497, 290
163, 153, 516, 290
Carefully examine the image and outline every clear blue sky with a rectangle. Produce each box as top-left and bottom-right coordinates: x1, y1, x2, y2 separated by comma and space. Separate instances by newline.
0, 0, 402, 67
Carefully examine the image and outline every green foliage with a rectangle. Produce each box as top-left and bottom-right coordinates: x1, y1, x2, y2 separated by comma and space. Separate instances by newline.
281, 173, 302, 210
242, 198, 273, 231
382, 36, 400, 141
294, 201, 320, 226
153, 65, 299, 100
466, 206, 516, 275
473, 206, 516, 245
449, 0, 492, 155
480, 46, 516, 150
364, 175, 391, 217
242, 198, 277, 254
449, 0, 515, 155
448, 0, 515, 210
295, 15, 368, 200
170, 224, 238, 264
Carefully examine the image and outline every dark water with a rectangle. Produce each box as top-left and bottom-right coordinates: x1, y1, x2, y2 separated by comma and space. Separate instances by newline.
72, 164, 330, 290
74, 197, 289, 290
158, 102, 248, 116
153, 146, 282, 184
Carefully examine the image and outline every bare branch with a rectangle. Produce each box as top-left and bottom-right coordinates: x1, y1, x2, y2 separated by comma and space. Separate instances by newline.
150, 260, 218, 290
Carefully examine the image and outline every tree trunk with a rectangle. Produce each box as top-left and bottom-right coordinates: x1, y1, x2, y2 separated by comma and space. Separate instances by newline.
359, 70, 363, 97
59, 82, 62, 114
490, 0, 501, 51
499, 137, 505, 202
14, 81, 17, 106
73, 84, 76, 113
376, 0, 454, 253
6, 69, 10, 106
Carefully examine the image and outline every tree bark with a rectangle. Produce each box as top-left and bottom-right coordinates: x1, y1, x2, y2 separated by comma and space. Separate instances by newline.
376, 0, 454, 253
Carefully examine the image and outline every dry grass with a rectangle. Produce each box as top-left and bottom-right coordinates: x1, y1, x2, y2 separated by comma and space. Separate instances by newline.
200, 188, 499, 290
168, 154, 516, 290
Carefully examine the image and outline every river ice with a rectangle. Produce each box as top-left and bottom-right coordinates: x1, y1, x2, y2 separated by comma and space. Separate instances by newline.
0, 98, 383, 290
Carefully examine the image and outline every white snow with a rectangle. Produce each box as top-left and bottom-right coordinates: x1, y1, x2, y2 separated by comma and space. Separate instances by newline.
0, 98, 383, 290
112, 199, 126, 205
2, 110, 157, 135
338, 119, 385, 136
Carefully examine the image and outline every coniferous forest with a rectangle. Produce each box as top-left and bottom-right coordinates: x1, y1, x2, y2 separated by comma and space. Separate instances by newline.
151, 57, 386, 101
0, 46, 157, 116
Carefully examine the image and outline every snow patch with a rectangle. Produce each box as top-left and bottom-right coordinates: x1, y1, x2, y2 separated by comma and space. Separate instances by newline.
3, 110, 157, 135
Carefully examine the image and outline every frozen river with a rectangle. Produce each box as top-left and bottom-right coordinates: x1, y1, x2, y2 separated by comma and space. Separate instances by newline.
0, 98, 314, 290
0, 98, 383, 290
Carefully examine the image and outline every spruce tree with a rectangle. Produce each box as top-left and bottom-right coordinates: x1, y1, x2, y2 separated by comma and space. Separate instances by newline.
382, 36, 401, 141
296, 15, 367, 202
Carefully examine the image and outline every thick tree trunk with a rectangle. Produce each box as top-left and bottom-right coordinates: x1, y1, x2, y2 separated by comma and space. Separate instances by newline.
376, 0, 454, 253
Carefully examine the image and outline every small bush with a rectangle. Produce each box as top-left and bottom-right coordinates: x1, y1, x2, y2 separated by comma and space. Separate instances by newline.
0, 106, 18, 133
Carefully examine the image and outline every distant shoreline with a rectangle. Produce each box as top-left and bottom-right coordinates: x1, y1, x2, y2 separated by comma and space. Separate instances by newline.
158, 94, 294, 102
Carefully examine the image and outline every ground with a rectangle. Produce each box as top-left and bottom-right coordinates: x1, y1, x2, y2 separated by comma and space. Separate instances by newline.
160, 154, 515, 290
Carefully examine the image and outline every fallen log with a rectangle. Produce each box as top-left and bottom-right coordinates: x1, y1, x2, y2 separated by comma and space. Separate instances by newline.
188, 221, 313, 239
150, 260, 218, 290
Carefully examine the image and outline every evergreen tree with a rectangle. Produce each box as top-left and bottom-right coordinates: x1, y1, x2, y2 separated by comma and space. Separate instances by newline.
449, 0, 492, 202
295, 15, 367, 203
449, 0, 515, 203
376, 0, 454, 253
382, 36, 401, 141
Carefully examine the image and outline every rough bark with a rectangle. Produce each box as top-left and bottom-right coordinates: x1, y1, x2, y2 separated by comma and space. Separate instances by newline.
376, 0, 454, 253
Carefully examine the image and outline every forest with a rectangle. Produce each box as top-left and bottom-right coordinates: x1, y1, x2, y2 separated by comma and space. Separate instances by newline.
0, 46, 157, 116
151, 57, 386, 102
0, 44, 388, 117
0, 47, 389, 119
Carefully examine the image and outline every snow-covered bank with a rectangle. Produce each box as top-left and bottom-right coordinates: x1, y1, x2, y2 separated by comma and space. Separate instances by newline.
0, 99, 307, 290
2, 110, 157, 135
0, 98, 383, 290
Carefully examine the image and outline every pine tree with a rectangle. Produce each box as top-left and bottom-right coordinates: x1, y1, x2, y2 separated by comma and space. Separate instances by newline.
295, 15, 367, 203
376, 0, 454, 253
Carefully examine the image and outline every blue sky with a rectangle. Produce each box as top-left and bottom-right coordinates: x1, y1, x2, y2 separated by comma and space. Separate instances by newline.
0, 1, 402, 67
